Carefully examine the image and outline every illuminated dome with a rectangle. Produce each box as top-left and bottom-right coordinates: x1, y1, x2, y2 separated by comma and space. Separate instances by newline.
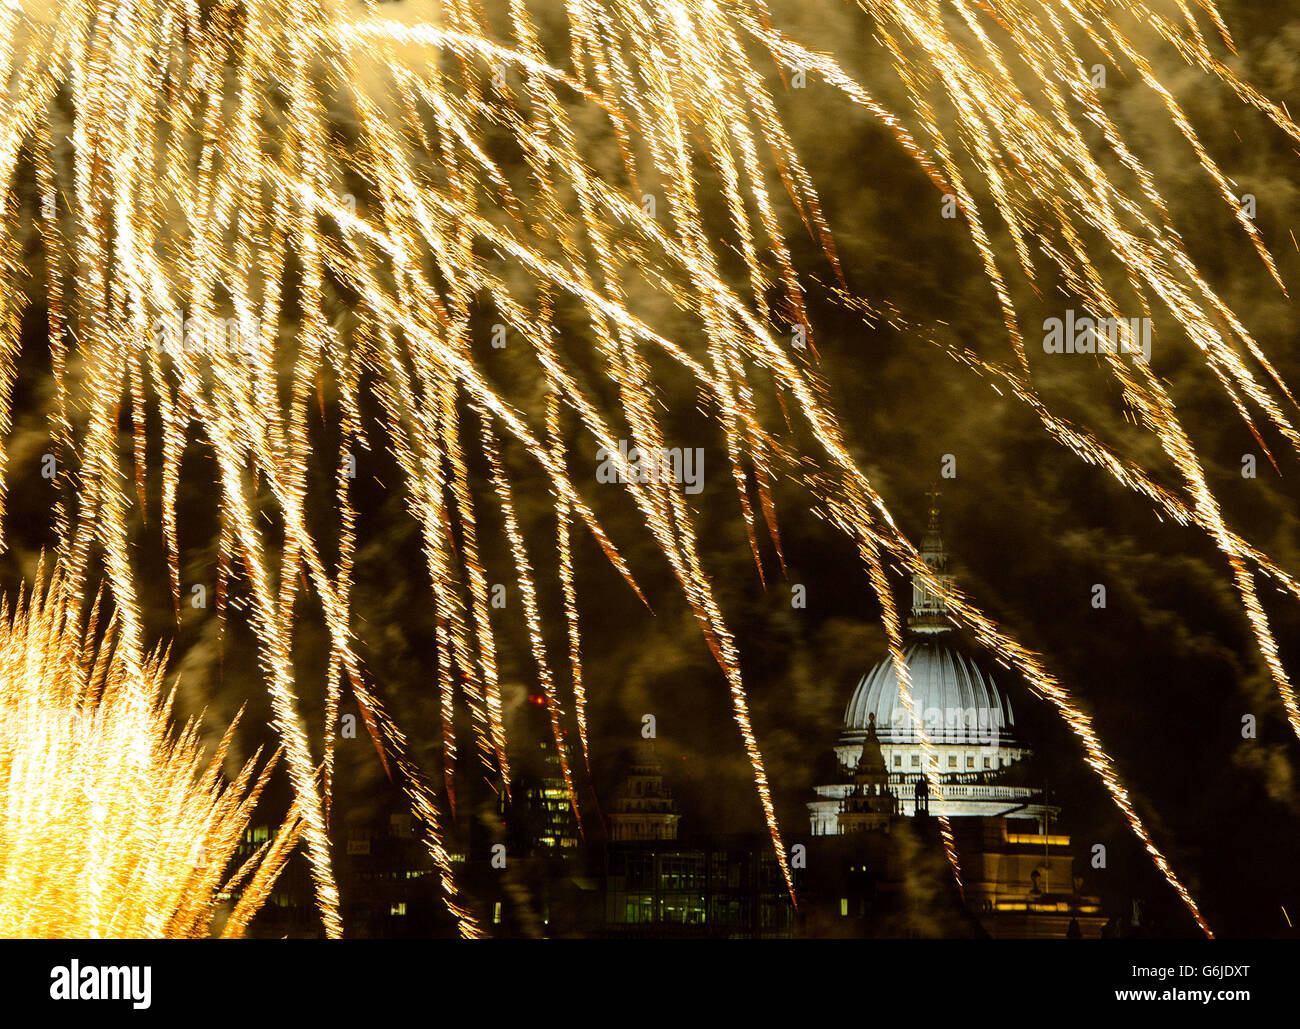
841, 639, 1019, 748
807, 492, 1041, 835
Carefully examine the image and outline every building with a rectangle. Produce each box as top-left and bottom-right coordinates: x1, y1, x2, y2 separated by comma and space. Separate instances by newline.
836, 714, 898, 834
337, 809, 449, 937
955, 817, 1105, 938
609, 741, 682, 842
233, 807, 457, 938
805, 492, 1106, 938
505, 693, 581, 856
595, 744, 792, 936
601, 836, 794, 937
809, 493, 1049, 831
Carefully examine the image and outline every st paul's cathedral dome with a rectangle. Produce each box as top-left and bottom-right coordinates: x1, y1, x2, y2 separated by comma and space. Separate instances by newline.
808, 495, 1044, 834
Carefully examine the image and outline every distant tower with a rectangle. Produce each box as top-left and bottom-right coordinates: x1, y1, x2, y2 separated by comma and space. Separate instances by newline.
507, 694, 581, 854
837, 714, 897, 834
910, 486, 954, 633
609, 742, 681, 842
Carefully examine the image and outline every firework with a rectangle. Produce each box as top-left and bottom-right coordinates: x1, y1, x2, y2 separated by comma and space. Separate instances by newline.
0, 569, 296, 938
0, 0, 1296, 939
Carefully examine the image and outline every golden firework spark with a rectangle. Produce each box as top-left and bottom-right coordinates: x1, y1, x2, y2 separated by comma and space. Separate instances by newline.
0, 569, 297, 938
1, 0, 1297, 939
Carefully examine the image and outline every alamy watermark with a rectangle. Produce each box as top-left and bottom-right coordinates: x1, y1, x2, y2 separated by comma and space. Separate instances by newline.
1043, 309, 1151, 363
886, 704, 1007, 746
0, 704, 108, 741
151, 309, 261, 359
596, 440, 703, 495
50, 961, 151, 1009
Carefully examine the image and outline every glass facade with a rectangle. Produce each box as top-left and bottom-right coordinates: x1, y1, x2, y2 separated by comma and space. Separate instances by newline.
605, 843, 794, 936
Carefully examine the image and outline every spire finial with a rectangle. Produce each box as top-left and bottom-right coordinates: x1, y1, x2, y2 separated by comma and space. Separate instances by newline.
910, 486, 953, 633
926, 484, 941, 530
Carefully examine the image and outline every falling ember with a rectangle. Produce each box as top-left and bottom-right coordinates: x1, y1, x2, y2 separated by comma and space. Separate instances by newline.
0, 0, 1296, 940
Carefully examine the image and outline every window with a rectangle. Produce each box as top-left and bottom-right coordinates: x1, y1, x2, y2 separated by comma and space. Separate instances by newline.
911, 754, 920, 767
966, 756, 975, 769
983, 757, 991, 769
948, 754, 957, 769
893, 754, 902, 768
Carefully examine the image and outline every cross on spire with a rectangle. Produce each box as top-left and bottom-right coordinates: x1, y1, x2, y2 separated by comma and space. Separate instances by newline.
926, 484, 941, 529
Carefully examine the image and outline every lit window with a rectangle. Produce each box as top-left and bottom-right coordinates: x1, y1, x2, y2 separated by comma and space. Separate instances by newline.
840, 898, 848, 917
390, 902, 407, 916
493, 901, 502, 924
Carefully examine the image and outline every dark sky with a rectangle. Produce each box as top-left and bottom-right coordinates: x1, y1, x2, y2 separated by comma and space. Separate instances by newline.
4, 0, 1300, 937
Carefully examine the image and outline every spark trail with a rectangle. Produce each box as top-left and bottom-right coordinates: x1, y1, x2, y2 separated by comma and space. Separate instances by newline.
0, 569, 297, 938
